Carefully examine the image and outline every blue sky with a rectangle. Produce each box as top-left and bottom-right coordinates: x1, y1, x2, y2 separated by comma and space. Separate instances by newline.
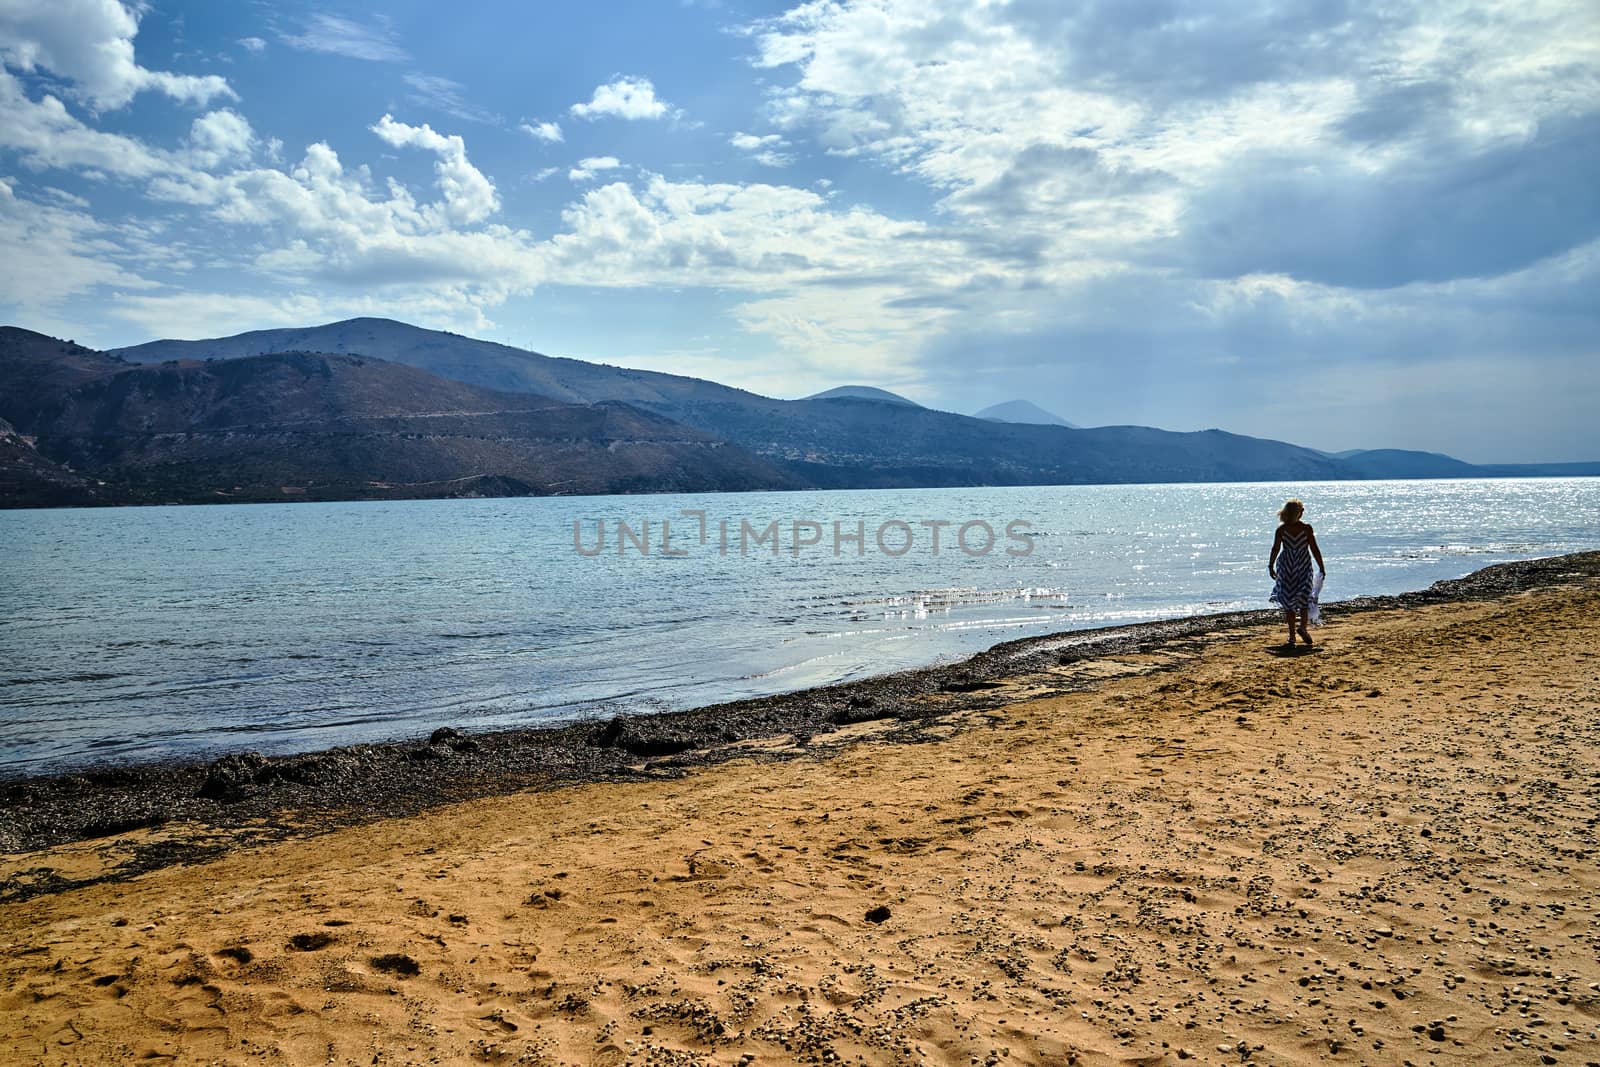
1, 0, 1597, 462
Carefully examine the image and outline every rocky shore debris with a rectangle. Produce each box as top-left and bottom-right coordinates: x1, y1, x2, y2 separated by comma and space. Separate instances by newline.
829, 693, 896, 726
198, 746, 397, 802
938, 675, 1003, 693
589, 715, 701, 758
197, 752, 271, 801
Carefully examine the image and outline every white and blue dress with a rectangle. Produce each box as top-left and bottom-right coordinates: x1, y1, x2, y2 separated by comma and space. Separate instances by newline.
1270, 523, 1316, 614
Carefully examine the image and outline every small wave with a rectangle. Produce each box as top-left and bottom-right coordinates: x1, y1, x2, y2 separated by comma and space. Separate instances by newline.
1, 671, 122, 685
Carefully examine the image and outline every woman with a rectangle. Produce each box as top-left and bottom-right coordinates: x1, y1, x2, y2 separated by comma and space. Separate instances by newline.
1268, 498, 1325, 647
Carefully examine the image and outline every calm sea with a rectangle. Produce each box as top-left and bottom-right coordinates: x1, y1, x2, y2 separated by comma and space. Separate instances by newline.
3, 478, 1596, 777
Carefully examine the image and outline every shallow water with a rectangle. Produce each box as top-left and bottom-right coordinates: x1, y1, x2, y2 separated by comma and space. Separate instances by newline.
3, 478, 1596, 776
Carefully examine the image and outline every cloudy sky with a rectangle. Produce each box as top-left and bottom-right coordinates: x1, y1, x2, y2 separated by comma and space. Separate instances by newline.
1, 0, 1596, 462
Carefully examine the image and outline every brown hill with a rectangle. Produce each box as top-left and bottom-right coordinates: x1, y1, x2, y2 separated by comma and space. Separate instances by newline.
0, 329, 799, 506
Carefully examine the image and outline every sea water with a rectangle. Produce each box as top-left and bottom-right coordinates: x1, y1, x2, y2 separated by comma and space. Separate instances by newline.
3, 478, 1596, 776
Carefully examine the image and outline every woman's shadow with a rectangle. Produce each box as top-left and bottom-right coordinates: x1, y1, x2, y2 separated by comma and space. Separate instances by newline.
1267, 644, 1322, 657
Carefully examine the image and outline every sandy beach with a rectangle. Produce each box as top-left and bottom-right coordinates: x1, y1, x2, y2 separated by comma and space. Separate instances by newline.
3, 563, 1599, 1066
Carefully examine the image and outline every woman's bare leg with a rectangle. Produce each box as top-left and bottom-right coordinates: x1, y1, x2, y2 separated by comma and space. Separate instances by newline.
1286, 610, 1298, 645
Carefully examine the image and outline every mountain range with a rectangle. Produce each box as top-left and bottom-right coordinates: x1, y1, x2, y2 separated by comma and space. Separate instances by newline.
2, 318, 1594, 508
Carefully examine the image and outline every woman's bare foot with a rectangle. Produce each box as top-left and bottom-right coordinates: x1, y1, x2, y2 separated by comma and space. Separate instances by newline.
1298, 626, 1313, 646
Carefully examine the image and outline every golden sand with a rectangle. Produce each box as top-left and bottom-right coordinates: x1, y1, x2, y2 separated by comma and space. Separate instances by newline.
3, 584, 1598, 1066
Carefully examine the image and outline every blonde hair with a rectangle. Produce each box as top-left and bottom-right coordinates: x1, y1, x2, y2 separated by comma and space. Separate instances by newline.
1278, 498, 1305, 524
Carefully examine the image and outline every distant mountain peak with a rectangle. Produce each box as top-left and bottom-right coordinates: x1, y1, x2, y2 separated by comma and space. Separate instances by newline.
974, 399, 1076, 428
1321, 448, 1483, 477
327, 315, 404, 326
804, 385, 922, 407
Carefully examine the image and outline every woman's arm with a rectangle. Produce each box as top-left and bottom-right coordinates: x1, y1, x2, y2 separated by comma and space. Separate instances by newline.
1268, 526, 1282, 577
1308, 527, 1326, 574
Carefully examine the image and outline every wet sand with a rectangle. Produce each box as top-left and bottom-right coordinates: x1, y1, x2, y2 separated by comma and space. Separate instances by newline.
2, 561, 1599, 1065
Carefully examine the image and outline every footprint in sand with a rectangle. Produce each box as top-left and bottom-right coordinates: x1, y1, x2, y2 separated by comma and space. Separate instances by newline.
288, 932, 334, 951
370, 953, 420, 977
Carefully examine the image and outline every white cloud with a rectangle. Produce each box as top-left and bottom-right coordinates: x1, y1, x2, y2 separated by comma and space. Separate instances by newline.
729, 132, 782, 152
0, 185, 158, 311
570, 76, 673, 121
0, 69, 170, 178
729, 130, 793, 166
567, 156, 621, 182
550, 178, 952, 288
139, 129, 538, 308
531, 173, 967, 378
403, 72, 498, 125
186, 109, 255, 169
279, 13, 408, 63
370, 114, 499, 225
0, 0, 234, 109
752, 4, 1141, 206
238, 36, 266, 54
520, 120, 563, 144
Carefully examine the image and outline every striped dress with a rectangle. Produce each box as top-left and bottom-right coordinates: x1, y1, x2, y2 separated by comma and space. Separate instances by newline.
1270, 523, 1315, 614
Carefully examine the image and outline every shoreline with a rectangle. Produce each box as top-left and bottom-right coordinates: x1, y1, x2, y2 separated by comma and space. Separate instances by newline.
3, 550, 1598, 891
